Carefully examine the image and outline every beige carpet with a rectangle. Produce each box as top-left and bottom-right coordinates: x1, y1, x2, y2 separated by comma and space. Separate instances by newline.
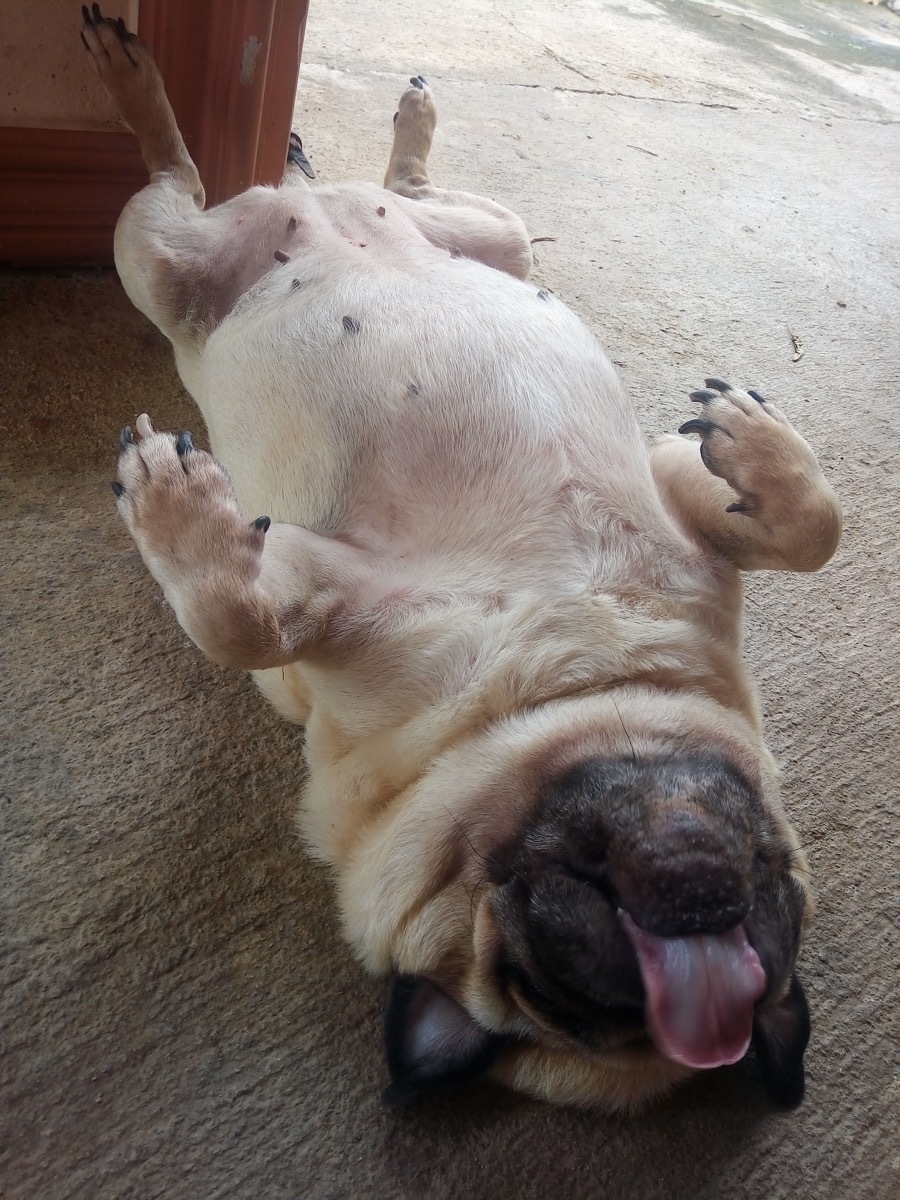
2, 2, 898, 1197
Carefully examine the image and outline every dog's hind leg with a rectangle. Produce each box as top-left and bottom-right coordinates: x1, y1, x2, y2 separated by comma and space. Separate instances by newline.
651, 380, 842, 572
385, 78, 533, 279
80, 8, 213, 350
81, 7, 202, 199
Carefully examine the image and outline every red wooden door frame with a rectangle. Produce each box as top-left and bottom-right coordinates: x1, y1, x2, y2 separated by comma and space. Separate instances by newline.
0, 0, 310, 267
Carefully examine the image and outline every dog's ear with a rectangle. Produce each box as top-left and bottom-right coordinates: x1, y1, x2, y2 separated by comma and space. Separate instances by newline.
382, 975, 508, 1107
752, 974, 811, 1109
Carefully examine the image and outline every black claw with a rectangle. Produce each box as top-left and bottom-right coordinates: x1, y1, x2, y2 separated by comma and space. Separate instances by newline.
699, 441, 716, 472
116, 16, 127, 37
678, 418, 717, 437
726, 502, 751, 514
704, 378, 732, 393
417, 75, 428, 85
82, 4, 91, 25
410, 76, 425, 89
747, 389, 766, 404
689, 389, 719, 404
119, 425, 134, 452
253, 516, 271, 533
537, 289, 550, 301
80, 30, 89, 49
274, 249, 289, 263
286, 133, 315, 178
92, 3, 103, 22
110, 481, 125, 498
175, 431, 193, 456
393, 111, 399, 125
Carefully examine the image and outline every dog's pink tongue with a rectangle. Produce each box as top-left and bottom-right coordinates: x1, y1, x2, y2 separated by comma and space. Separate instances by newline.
621, 912, 766, 1069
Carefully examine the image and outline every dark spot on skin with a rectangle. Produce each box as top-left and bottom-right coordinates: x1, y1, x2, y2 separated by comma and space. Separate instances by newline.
450, 247, 462, 259
408, 383, 420, 396
377, 206, 386, 217
537, 289, 550, 300
288, 216, 297, 231
343, 316, 360, 334
274, 250, 289, 263
359, 243, 367, 248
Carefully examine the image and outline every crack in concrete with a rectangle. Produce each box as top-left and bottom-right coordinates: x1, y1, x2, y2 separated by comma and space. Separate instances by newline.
548, 85, 740, 109
546, 82, 899, 123
541, 45, 599, 84
496, 3, 610, 86
487, 4, 899, 125
303, 61, 900, 125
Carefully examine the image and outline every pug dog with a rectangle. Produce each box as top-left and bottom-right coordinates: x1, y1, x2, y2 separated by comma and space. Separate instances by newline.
81, 6, 841, 1111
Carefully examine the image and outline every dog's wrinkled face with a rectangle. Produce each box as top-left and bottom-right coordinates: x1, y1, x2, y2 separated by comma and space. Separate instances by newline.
384, 751, 811, 1111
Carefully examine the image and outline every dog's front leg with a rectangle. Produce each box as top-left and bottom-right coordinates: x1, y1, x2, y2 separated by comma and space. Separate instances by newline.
113, 418, 365, 670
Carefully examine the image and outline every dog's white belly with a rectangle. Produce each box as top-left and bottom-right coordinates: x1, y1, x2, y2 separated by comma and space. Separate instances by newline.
196, 242, 662, 579
181, 219, 704, 734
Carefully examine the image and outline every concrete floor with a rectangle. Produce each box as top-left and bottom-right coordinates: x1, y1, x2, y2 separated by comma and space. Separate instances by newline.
2, 1, 899, 1197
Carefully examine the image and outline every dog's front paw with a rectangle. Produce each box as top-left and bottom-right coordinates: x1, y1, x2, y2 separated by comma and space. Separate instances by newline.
678, 379, 821, 520
113, 416, 268, 594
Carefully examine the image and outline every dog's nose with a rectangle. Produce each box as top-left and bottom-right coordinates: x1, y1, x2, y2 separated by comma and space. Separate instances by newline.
607, 803, 754, 937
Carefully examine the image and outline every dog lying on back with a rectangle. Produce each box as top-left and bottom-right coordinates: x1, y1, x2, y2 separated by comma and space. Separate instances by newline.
82, 5, 841, 1110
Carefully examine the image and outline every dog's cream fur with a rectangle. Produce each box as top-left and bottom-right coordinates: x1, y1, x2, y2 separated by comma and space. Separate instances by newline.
83, 11, 841, 1109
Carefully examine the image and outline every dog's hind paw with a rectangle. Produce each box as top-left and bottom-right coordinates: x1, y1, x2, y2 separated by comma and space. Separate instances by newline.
80, 2, 164, 124
287, 132, 315, 178
81, 4, 141, 73
392, 74, 437, 145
